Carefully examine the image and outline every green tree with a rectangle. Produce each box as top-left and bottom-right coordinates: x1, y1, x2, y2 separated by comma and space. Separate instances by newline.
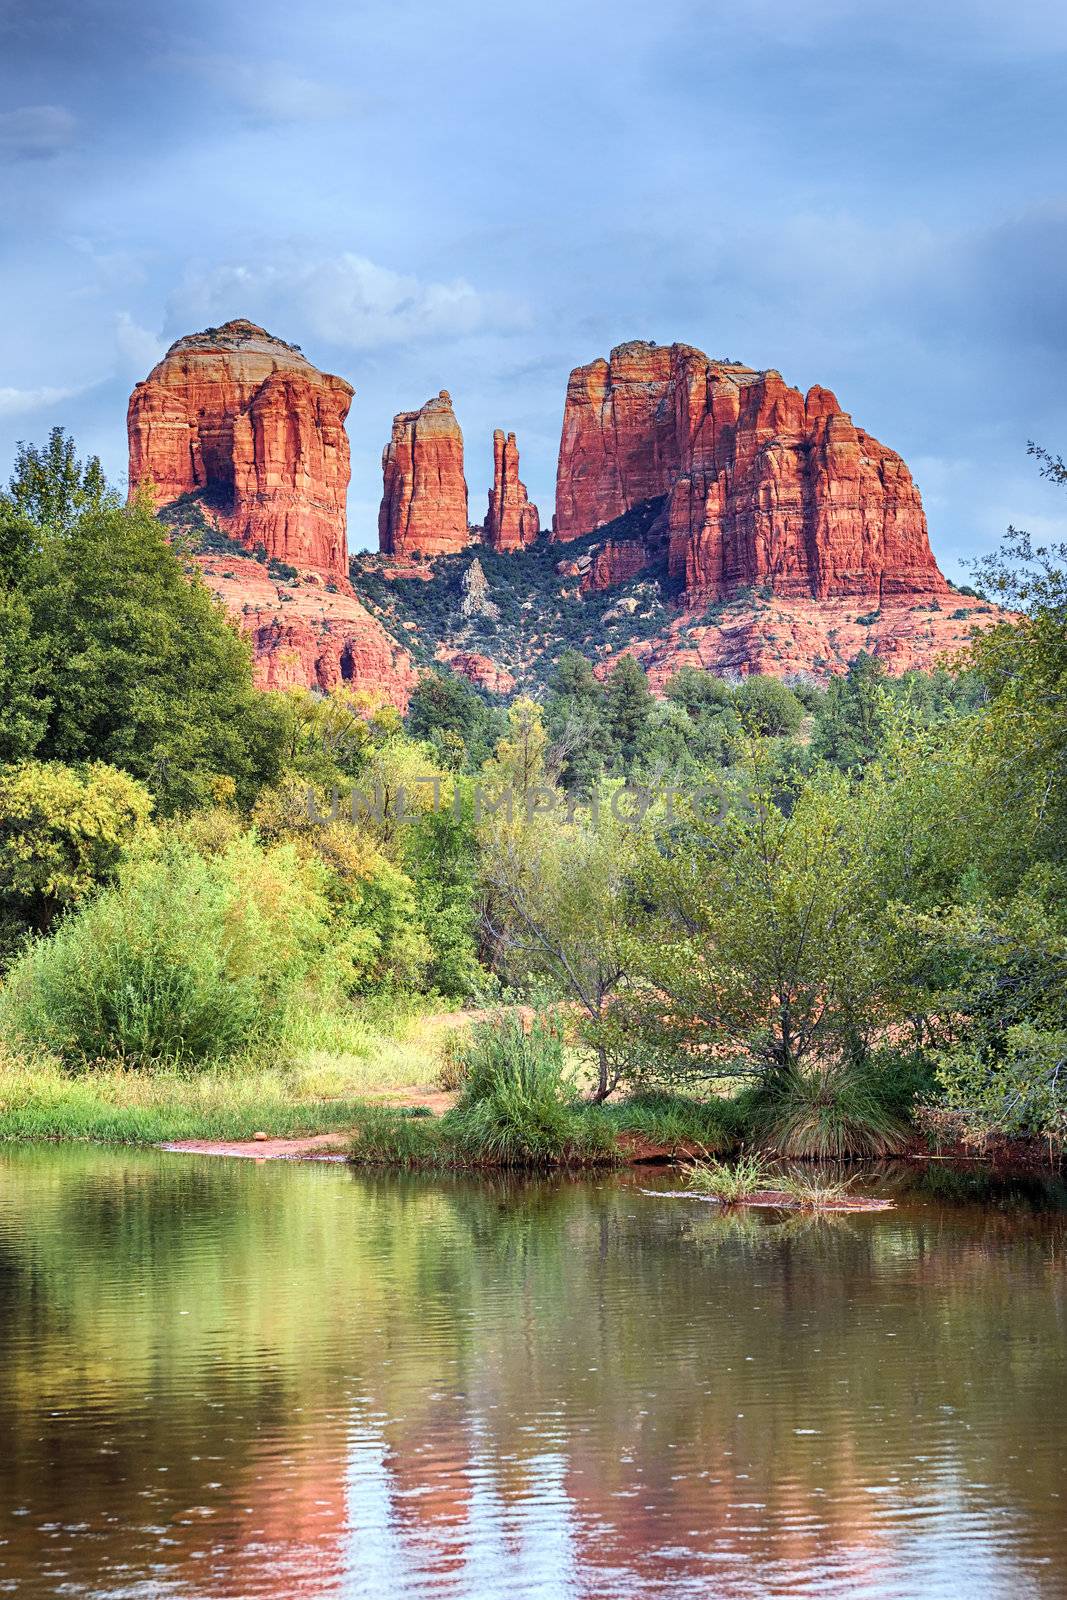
0, 760, 153, 941
544, 650, 612, 792
604, 654, 654, 772
733, 674, 806, 737
626, 758, 893, 1085
481, 809, 638, 1100
6, 427, 111, 534
809, 652, 893, 772
0, 432, 284, 812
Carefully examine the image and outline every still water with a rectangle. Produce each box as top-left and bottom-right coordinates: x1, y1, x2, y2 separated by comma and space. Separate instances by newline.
0, 1147, 1065, 1599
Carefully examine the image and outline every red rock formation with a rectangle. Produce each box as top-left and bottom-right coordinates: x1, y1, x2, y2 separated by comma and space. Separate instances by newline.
194, 552, 416, 707
441, 651, 516, 695
554, 340, 948, 607
582, 537, 658, 594
128, 320, 353, 579
484, 430, 539, 550
596, 591, 1002, 690
378, 391, 470, 557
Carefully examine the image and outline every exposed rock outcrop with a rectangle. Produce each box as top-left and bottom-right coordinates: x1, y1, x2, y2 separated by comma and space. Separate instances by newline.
378, 392, 470, 557
128, 320, 353, 578
194, 552, 416, 707
485, 430, 539, 550
442, 651, 516, 696
554, 340, 948, 607
459, 558, 498, 620
596, 592, 999, 689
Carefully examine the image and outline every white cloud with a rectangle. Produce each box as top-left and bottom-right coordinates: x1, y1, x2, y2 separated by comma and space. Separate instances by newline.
0, 104, 76, 160
168, 252, 529, 352
0, 383, 90, 418
114, 311, 165, 372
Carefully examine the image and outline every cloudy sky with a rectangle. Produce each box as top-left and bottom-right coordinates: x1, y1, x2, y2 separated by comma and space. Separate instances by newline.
1, 0, 1065, 574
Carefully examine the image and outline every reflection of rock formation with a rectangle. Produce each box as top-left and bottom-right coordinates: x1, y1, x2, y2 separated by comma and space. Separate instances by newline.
379, 391, 471, 557
128, 319, 353, 578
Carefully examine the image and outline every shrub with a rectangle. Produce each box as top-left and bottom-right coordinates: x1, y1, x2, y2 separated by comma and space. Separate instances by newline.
0, 759, 153, 940
0, 837, 333, 1069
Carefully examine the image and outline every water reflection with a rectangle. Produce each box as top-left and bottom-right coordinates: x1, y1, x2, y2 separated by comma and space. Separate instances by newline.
0, 1149, 1064, 1598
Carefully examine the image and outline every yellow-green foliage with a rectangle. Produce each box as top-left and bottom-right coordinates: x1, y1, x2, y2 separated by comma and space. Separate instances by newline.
0, 836, 335, 1069
0, 759, 153, 934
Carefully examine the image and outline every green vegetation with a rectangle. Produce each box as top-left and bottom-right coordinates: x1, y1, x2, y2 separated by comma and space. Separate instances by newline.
685, 1151, 776, 1203
0, 430, 1064, 1163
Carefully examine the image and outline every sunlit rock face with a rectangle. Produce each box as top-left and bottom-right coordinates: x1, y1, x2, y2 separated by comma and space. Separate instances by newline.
554, 340, 948, 607
484, 429, 539, 551
378, 391, 471, 558
127, 319, 353, 579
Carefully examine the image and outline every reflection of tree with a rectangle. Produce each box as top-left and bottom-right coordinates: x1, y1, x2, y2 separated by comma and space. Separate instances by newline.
0, 1148, 1064, 1597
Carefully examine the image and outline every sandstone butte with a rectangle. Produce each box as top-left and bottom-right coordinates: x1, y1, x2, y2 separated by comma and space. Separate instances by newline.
127, 320, 416, 708
484, 429, 540, 551
379, 391, 471, 558
554, 338, 1007, 678
554, 339, 949, 605
128, 320, 353, 579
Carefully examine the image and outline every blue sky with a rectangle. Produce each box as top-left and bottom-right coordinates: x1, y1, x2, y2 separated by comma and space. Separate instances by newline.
1, 0, 1065, 576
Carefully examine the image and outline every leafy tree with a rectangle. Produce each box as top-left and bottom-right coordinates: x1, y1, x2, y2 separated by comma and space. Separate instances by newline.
0, 432, 285, 812
733, 674, 806, 737
809, 652, 893, 773
405, 669, 499, 771
626, 758, 894, 1086
0, 760, 153, 942
663, 665, 733, 719
481, 809, 638, 1100
6, 427, 111, 534
544, 649, 612, 792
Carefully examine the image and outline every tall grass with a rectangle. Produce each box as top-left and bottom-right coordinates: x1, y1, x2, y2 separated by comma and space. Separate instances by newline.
757, 1060, 908, 1159
0, 1049, 378, 1145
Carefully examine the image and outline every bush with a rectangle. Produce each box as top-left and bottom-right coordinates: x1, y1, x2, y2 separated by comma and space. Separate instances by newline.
0, 838, 333, 1069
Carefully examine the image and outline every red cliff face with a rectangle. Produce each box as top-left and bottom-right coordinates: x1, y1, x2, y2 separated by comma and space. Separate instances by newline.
554, 341, 948, 606
378, 391, 470, 558
194, 553, 417, 708
484, 430, 540, 550
127, 320, 353, 579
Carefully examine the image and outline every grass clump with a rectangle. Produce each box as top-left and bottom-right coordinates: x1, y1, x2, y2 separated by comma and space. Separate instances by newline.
775, 1169, 854, 1208
684, 1150, 775, 1204
602, 1090, 735, 1153
757, 1061, 908, 1159
444, 1012, 616, 1168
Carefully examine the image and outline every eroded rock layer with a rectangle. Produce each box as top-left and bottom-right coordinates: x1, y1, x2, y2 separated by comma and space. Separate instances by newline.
485, 430, 540, 550
194, 553, 417, 707
378, 392, 470, 557
127, 320, 353, 578
554, 340, 948, 606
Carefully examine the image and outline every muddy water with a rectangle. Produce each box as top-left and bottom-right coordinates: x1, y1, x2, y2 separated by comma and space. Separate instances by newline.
0, 1148, 1065, 1598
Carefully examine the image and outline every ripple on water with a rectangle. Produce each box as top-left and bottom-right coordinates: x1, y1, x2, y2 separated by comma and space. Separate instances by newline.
0, 1148, 1064, 1598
